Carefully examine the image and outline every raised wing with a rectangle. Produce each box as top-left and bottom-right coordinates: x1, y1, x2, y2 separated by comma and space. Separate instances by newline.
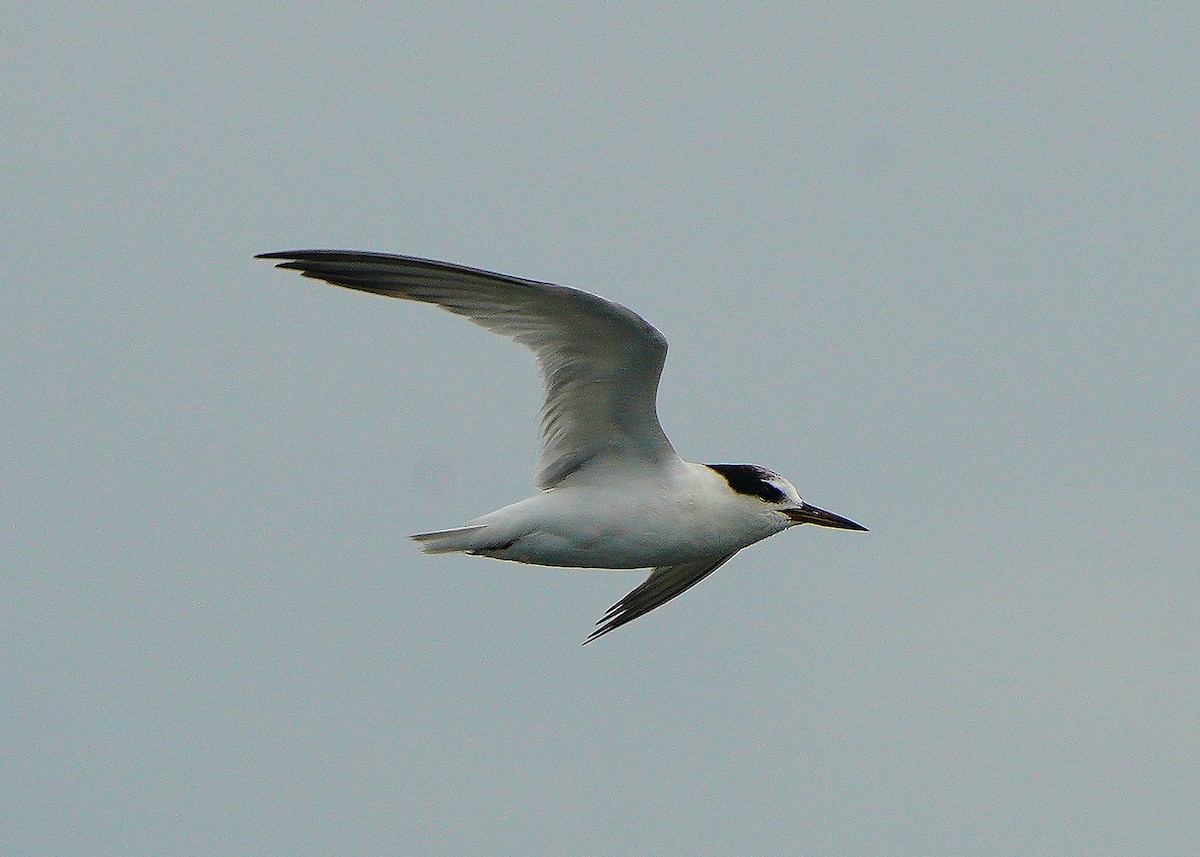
583, 552, 739, 644
258, 250, 677, 487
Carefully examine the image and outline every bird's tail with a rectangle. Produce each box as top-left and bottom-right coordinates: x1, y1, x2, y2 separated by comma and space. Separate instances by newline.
409, 524, 490, 554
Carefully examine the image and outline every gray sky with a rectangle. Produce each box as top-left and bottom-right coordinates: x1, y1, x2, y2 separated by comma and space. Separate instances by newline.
4, 4, 1197, 855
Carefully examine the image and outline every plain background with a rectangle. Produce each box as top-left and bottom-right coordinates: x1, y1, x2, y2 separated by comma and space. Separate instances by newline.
4, 4, 1197, 855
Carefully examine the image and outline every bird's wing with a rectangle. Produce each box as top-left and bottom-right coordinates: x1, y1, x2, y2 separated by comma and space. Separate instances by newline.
258, 250, 677, 488
583, 552, 740, 644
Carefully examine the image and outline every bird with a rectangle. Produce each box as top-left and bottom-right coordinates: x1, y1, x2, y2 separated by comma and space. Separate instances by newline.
258, 249, 867, 643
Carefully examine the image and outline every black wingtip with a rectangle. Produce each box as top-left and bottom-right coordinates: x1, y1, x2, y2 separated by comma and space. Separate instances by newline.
581, 606, 626, 645
255, 249, 348, 262
582, 621, 618, 646
582, 603, 639, 645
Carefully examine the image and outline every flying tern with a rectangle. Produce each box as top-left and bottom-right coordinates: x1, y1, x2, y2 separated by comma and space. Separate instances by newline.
259, 250, 867, 643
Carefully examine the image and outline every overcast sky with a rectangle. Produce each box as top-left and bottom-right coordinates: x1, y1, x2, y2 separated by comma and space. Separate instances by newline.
4, 4, 1197, 855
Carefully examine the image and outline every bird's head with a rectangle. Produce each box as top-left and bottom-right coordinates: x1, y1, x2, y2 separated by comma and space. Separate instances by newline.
705, 464, 867, 532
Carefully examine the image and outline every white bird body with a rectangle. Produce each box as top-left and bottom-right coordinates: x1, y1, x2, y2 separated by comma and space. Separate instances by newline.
418, 459, 793, 569
259, 249, 866, 642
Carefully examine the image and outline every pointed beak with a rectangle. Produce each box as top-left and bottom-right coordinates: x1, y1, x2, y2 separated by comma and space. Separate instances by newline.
783, 502, 868, 531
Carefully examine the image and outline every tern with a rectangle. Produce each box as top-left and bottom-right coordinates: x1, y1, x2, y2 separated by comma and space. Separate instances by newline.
259, 250, 867, 642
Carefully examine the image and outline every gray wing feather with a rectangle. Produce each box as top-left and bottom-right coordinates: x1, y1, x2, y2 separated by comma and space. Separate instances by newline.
258, 250, 676, 487
583, 553, 740, 644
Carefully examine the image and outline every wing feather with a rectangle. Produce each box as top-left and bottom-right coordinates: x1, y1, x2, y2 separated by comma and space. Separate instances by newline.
258, 250, 677, 487
583, 553, 739, 644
